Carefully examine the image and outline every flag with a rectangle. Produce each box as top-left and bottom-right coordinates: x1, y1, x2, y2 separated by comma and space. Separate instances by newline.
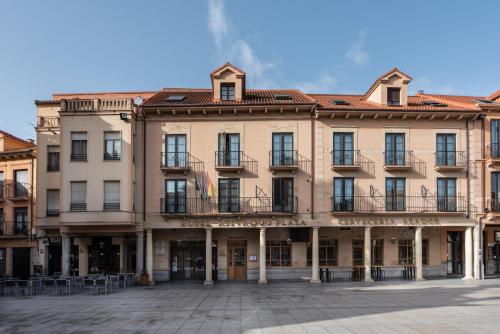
206, 172, 215, 199
194, 172, 201, 192
200, 172, 207, 199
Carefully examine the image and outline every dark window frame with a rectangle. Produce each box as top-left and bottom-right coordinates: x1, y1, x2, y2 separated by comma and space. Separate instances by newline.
220, 83, 236, 101
47, 145, 60, 171
103, 131, 121, 161
387, 87, 401, 106
164, 179, 187, 214
307, 239, 338, 266
266, 240, 291, 267
218, 178, 240, 213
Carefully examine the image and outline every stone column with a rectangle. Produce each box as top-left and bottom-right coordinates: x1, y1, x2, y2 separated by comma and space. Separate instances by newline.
5, 247, 13, 276
136, 231, 144, 274
146, 229, 154, 284
61, 234, 71, 276
205, 228, 213, 285
258, 227, 267, 284
464, 226, 473, 279
310, 227, 321, 283
415, 226, 424, 281
364, 226, 373, 282
473, 225, 481, 280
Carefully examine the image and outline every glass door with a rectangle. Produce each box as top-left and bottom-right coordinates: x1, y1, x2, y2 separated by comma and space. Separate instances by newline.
436, 134, 456, 166
385, 133, 405, 165
273, 178, 294, 212
165, 134, 186, 167
491, 120, 500, 158
272, 133, 293, 165
437, 178, 457, 211
333, 177, 354, 211
165, 180, 186, 213
386, 178, 405, 211
218, 133, 240, 166
218, 179, 240, 213
333, 133, 354, 165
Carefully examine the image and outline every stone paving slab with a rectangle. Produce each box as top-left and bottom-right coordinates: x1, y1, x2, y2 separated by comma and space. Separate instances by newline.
1, 279, 500, 333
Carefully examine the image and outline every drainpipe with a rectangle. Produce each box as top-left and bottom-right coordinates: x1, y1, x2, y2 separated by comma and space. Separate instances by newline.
142, 108, 146, 223
310, 109, 315, 220
30, 151, 34, 240
481, 115, 486, 279
466, 119, 470, 219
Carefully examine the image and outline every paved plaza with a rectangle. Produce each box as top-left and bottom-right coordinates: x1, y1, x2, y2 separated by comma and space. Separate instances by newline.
1, 279, 500, 334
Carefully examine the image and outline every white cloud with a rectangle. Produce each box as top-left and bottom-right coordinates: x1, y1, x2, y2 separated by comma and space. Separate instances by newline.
345, 30, 369, 65
207, 0, 279, 88
208, 0, 230, 49
295, 70, 338, 93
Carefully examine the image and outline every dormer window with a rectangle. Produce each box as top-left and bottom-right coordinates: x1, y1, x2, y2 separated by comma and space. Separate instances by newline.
387, 88, 401, 106
221, 83, 235, 101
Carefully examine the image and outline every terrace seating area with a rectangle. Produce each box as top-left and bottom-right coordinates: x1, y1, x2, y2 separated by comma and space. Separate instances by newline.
0, 273, 136, 297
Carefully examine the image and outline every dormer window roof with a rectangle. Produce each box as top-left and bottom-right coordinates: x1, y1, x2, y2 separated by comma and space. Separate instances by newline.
363, 67, 412, 106
210, 62, 246, 102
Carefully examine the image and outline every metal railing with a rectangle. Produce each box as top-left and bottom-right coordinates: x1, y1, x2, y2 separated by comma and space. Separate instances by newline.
71, 153, 87, 161
104, 152, 121, 161
215, 151, 242, 167
487, 143, 500, 159
331, 195, 467, 213
160, 152, 191, 169
46, 209, 59, 217
14, 222, 28, 235
269, 150, 298, 167
5, 182, 30, 199
383, 150, 413, 167
435, 151, 465, 167
331, 149, 360, 166
0, 182, 3, 200
161, 196, 298, 215
47, 154, 60, 171
37, 116, 60, 128
70, 203, 87, 212
487, 198, 500, 212
61, 98, 133, 112
103, 203, 120, 211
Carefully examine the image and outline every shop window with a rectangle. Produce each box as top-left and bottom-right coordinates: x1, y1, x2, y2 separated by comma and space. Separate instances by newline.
352, 239, 364, 266
398, 239, 415, 265
307, 239, 338, 266
266, 240, 291, 267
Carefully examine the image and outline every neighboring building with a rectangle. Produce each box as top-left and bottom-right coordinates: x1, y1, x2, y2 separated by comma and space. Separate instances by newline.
0, 131, 36, 279
32, 64, 496, 283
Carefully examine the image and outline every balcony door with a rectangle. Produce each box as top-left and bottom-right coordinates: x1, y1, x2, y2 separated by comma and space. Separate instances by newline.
218, 133, 240, 166
386, 178, 405, 211
165, 180, 186, 213
14, 169, 28, 197
165, 134, 186, 167
437, 178, 457, 212
436, 134, 456, 166
333, 132, 353, 165
385, 133, 405, 165
218, 179, 240, 213
333, 177, 354, 211
272, 178, 294, 212
492, 173, 500, 211
491, 120, 500, 158
272, 133, 293, 165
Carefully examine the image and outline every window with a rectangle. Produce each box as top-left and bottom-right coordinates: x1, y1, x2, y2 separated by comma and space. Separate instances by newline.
0, 172, 3, 200
436, 134, 456, 166
220, 83, 235, 100
47, 146, 60, 171
333, 177, 354, 211
0, 248, 5, 274
104, 132, 121, 160
386, 177, 405, 211
491, 120, 500, 158
14, 169, 28, 197
307, 239, 338, 266
218, 178, 240, 213
266, 240, 291, 267
164, 179, 186, 213
437, 178, 457, 212
46, 189, 59, 216
372, 239, 384, 266
218, 133, 240, 166
0, 208, 3, 235
164, 134, 186, 167
385, 133, 405, 165
272, 178, 294, 212
71, 132, 87, 161
70, 181, 87, 211
14, 207, 28, 235
422, 239, 429, 265
104, 181, 120, 211
352, 239, 364, 266
398, 239, 414, 265
387, 87, 401, 106
272, 133, 294, 166
333, 132, 354, 165
492, 172, 500, 211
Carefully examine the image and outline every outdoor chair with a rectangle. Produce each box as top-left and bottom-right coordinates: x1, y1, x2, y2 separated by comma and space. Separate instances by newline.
72, 277, 84, 293
43, 279, 56, 295
5, 280, 18, 296
109, 276, 119, 292
94, 279, 108, 294
83, 279, 95, 295
55, 279, 70, 296
117, 274, 126, 288
16, 280, 33, 296
125, 273, 135, 287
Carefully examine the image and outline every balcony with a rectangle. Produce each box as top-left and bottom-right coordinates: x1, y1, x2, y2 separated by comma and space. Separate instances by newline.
383, 150, 413, 171
487, 198, 500, 213
13, 223, 29, 236
61, 98, 133, 112
331, 150, 361, 171
37, 116, 60, 128
46, 209, 59, 217
434, 151, 466, 171
71, 153, 87, 162
487, 144, 500, 165
160, 152, 192, 174
215, 151, 245, 172
330, 195, 467, 214
5, 182, 30, 201
269, 150, 299, 172
104, 152, 121, 161
161, 196, 298, 216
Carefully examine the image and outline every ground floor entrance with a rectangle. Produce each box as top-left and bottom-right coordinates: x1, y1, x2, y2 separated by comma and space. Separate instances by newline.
12, 247, 30, 279
170, 241, 206, 281
227, 240, 247, 280
447, 231, 463, 275
88, 237, 120, 274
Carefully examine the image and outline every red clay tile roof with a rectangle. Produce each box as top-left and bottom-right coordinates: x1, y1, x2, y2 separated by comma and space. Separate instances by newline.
487, 90, 500, 102
210, 62, 246, 76
143, 88, 316, 107
309, 93, 482, 112
0, 130, 36, 148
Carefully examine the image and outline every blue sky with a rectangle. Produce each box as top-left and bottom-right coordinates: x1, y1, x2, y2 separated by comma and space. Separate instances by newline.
1, 0, 499, 140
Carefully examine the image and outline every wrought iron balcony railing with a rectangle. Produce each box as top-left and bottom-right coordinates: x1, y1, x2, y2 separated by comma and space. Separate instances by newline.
435, 151, 465, 168
331, 195, 467, 213
160, 152, 191, 169
161, 196, 298, 215
5, 182, 30, 199
269, 150, 298, 168
383, 150, 414, 169
331, 150, 361, 168
487, 143, 500, 159
215, 151, 243, 168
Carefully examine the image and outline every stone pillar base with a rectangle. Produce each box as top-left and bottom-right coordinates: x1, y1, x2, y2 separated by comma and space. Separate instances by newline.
364, 278, 374, 283
310, 279, 321, 284
204, 280, 214, 285
258, 279, 268, 285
